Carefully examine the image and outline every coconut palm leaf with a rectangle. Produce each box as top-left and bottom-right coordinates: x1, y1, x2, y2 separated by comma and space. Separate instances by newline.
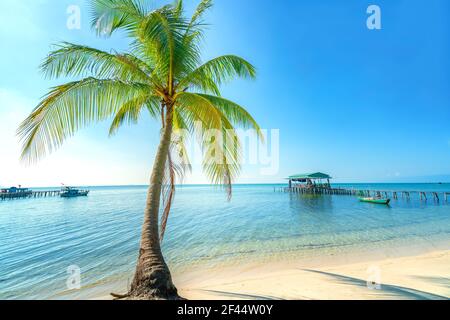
160, 151, 176, 242
194, 94, 263, 139
190, 0, 213, 27
18, 78, 152, 162
109, 94, 161, 136
178, 55, 256, 92
90, 0, 148, 36
174, 92, 223, 130
41, 42, 152, 83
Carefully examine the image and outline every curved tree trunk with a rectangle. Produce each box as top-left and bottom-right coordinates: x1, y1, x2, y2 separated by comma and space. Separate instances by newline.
128, 107, 181, 300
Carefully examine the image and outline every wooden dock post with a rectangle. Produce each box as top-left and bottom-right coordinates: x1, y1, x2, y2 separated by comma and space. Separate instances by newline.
433, 192, 439, 202
0, 189, 62, 200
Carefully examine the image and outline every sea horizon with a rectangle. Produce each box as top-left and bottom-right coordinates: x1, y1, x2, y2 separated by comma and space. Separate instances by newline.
3, 181, 450, 189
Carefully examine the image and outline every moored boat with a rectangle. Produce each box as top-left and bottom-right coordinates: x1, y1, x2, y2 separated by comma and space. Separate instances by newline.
60, 187, 89, 198
359, 197, 390, 205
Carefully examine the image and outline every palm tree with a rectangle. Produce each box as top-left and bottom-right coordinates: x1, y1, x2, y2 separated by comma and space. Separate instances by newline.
17, 0, 261, 300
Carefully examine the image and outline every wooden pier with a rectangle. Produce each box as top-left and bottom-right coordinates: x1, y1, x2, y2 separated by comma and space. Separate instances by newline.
280, 173, 450, 204
0, 190, 60, 200
276, 186, 450, 203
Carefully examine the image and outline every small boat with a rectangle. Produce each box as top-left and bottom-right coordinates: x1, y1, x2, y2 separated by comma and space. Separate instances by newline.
359, 197, 390, 205
60, 187, 89, 198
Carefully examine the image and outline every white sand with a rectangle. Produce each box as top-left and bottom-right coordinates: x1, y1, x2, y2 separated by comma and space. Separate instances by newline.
86, 250, 449, 300
175, 250, 450, 300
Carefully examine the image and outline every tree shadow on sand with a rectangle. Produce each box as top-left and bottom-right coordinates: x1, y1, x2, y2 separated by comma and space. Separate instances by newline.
410, 275, 450, 289
301, 269, 448, 300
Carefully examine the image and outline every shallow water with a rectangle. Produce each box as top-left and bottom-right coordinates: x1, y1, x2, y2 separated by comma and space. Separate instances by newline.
0, 184, 449, 299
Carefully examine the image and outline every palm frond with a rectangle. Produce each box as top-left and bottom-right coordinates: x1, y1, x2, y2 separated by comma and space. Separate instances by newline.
174, 0, 184, 18
136, 7, 198, 90
160, 152, 176, 242
90, 0, 148, 36
190, 0, 213, 26
41, 42, 152, 83
178, 55, 256, 92
17, 78, 150, 163
194, 93, 263, 140
160, 131, 191, 241
200, 117, 241, 200
181, 0, 212, 47
174, 92, 223, 130
109, 94, 161, 136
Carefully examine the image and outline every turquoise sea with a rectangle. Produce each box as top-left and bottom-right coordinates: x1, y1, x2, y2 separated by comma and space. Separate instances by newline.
0, 183, 449, 299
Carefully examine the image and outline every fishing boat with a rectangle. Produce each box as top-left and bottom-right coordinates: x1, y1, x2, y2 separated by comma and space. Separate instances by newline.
60, 187, 89, 198
359, 197, 390, 205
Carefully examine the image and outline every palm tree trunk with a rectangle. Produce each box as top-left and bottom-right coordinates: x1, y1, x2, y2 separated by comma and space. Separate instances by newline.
128, 107, 181, 300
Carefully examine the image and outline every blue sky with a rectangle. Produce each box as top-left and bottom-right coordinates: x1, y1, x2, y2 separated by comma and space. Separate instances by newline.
0, 0, 449, 187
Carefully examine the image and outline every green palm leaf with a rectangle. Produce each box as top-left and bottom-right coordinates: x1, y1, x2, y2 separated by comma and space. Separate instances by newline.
90, 0, 148, 36
109, 94, 161, 136
194, 93, 263, 139
178, 55, 256, 93
18, 78, 150, 163
41, 42, 151, 83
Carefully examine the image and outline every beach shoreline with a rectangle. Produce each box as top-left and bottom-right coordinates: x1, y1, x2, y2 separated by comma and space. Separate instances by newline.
84, 249, 449, 300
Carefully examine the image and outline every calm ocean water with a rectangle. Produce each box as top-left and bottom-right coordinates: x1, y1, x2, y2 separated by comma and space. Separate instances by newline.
0, 183, 449, 299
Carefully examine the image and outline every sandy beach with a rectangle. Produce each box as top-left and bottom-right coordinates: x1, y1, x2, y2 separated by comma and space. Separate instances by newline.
174, 250, 449, 300
86, 250, 450, 300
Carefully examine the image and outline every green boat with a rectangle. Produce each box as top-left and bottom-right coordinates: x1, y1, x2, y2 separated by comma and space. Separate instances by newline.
358, 197, 390, 205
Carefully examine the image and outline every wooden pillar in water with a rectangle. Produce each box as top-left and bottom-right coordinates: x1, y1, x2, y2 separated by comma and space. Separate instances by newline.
433, 192, 439, 202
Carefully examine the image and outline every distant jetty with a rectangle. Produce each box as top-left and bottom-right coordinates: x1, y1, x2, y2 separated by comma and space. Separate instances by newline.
0, 186, 89, 200
277, 172, 450, 203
